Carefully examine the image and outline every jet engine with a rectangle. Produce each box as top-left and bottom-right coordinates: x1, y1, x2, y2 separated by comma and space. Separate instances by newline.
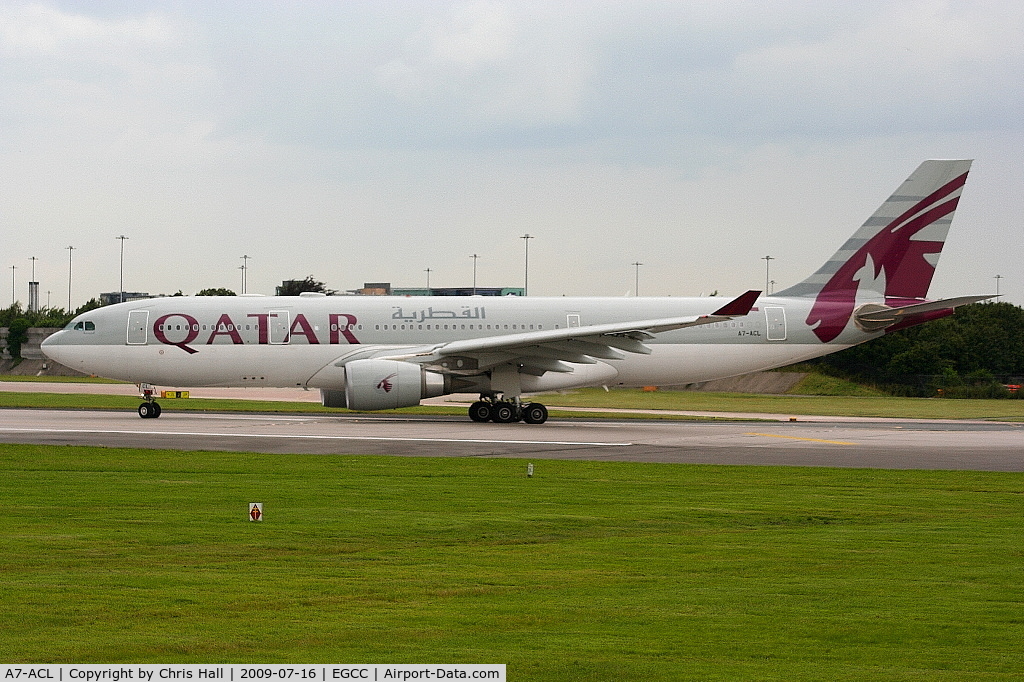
320, 358, 450, 411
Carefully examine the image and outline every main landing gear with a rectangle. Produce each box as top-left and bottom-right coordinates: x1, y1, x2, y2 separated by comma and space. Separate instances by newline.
468, 398, 548, 424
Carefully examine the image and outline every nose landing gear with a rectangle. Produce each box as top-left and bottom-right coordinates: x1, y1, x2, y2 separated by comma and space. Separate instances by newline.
138, 383, 162, 419
138, 401, 162, 419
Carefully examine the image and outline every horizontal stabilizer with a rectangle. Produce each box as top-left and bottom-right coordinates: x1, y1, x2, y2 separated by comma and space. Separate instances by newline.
855, 295, 993, 331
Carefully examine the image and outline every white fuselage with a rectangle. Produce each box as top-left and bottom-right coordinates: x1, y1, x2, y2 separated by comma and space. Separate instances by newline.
41, 293, 861, 393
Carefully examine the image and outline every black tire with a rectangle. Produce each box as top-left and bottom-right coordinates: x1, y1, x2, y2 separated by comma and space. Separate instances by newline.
151, 402, 162, 418
468, 401, 492, 422
491, 401, 518, 423
522, 402, 548, 424
138, 403, 155, 419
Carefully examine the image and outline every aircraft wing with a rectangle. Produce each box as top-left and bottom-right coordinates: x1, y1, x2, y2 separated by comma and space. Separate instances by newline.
382, 290, 761, 376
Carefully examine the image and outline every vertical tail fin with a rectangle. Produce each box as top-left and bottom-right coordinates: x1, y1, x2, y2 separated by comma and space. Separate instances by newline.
776, 159, 972, 342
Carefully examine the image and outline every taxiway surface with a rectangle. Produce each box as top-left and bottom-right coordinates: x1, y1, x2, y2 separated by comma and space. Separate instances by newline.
2, 408, 1023, 471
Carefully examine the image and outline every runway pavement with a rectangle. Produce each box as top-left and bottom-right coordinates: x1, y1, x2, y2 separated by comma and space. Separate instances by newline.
2, 406, 1023, 471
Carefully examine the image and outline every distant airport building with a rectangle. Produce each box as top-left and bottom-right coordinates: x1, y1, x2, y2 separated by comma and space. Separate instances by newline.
99, 291, 153, 305
395, 287, 523, 296
352, 282, 392, 295
28, 282, 40, 312
350, 282, 523, 296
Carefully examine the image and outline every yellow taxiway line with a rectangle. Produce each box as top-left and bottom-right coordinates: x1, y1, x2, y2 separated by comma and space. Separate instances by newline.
745, 432, 857, 445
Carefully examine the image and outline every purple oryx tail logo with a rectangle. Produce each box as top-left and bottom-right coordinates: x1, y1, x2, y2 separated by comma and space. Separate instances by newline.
376, 373, 398, 393
806, 168, 969, 343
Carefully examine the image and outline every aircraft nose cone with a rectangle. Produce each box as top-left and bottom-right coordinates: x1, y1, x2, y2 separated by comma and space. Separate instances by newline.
41, 330, 59, 347
40, 330, 67, 361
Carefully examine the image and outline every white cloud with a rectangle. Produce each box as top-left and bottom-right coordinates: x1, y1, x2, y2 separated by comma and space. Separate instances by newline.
1, 1, 1022, 307
727, 0, 1024, 133
373, 1, 591, 133
426, 0, 515, 67
0, 3, 176, 62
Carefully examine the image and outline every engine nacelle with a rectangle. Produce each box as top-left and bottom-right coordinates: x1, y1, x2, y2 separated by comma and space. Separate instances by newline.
342, 359, 449, 410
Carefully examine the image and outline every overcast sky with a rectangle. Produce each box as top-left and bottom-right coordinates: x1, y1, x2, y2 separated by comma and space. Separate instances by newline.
2, 0, 1022, 309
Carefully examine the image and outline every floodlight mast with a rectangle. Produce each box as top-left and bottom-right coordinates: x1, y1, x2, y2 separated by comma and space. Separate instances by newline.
66, 246, 74, 311
521, 233, 534, 296
471, 254, 479, 296
241, 254, 252, 294
117, 235, 129, 303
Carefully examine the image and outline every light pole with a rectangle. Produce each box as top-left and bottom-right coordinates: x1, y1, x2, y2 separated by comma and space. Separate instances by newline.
117, 235, 129, 303
761, 255, 774, 294
9, 265, 15, 306
521, 233, 534, 296
66, 246, 74, 312
471, 254, 479, 295
241, 254, 252, 294
425, 268, 432, 292
632, 262, 643, 297
995, 274, 1003, 297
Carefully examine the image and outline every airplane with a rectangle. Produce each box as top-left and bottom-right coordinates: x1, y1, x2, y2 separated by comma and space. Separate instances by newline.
42, 159, 989, 424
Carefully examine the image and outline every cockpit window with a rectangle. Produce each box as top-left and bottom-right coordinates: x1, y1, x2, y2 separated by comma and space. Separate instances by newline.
72, 321, 95, 332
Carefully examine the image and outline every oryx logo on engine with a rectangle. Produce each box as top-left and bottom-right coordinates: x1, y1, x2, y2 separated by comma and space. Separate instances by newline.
376, 373, 398, 393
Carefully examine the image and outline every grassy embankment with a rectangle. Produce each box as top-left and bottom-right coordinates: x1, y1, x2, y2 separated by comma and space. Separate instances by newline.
2, 443, 1023, 678
3, 388, 1024, 420
0, 374, 126, 383
533, 387, 1024, 420
3, 372, 1024, 420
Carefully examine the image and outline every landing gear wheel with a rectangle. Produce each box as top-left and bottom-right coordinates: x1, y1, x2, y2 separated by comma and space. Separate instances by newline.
522, 402, 548, 424
138, 401, 161, 419
468, 401, 493, 423
491, 401, 519, 423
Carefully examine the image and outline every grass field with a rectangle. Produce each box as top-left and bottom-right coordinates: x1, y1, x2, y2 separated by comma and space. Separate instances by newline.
0, 390, 444, 415
3, 443, 1024, 679
533, 388, 1024, 421
0, 374, 126, 383
4, 385, 1024, 421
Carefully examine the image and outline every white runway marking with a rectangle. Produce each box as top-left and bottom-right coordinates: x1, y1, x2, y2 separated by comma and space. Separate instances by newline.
0, 427, 631, 447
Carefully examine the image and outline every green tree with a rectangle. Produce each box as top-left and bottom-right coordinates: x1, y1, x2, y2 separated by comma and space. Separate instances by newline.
1, 304, 73, 330
811, 302, 1024, 395
277, 276, 336, 296
5, 317, 31, 359
75, 299, 105, 315
0, 303, 25, 328
0, 303, 75, 359
196, 288, 237, 296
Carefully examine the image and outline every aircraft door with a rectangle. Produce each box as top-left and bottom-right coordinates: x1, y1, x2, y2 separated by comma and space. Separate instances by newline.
765, 307, 787, 341
566, 314, 581, 328
127, 310, 149, 345
269, 310, 290, 344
